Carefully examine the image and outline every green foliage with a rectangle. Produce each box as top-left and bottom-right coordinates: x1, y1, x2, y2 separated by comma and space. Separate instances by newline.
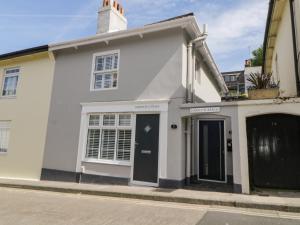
247, 72, 278, 89
251, 46, 263, 66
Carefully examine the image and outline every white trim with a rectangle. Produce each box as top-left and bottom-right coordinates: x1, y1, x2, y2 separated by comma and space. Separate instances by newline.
76, 100, 169, 182
81, 100, 169, 114
130, 180, 159, 188
90, 49, 120, 92
1, 67, 20, 98
50, 16, 200, 51
82, 158, 131, 167
197, 119, 227, 183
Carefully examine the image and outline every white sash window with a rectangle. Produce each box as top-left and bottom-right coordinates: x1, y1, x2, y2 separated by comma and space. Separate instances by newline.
0, 122, 10, 154
2, 68, 19, 97
91, 50, 119, 91
86, 114, 132, 162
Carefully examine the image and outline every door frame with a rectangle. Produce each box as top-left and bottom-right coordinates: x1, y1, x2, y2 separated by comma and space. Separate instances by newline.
197, 118, 227, 183
130, 113, 161, 187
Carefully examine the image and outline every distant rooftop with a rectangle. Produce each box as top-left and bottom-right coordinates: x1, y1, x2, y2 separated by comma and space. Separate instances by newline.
0, 45, 48, 61
147, 13, 194, 26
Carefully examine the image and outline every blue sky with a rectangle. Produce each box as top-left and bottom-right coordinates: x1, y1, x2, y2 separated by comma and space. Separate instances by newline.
0, 0, 269, 72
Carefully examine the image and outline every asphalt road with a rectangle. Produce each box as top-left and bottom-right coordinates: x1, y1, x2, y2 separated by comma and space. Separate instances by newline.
0, 187, 299, 225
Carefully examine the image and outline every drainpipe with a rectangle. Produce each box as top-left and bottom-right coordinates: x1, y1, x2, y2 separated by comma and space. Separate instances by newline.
185, 117, 192, 185
289, 0, 300, 96
186, 27, 208, 103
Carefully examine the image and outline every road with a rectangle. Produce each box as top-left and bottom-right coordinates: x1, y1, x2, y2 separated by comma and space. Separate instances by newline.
0, 187, 299, 225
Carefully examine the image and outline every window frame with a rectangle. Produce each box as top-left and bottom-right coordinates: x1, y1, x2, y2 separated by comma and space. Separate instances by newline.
84, 113, 133, 166
0, 121, 11, 154
1, 67, 20, 98
90, 50, 120, 92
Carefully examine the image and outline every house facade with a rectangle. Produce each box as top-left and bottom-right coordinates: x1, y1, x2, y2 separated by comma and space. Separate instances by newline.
41, 0, 227, 188
0, 46, 55, 180
182, 0, 300, 194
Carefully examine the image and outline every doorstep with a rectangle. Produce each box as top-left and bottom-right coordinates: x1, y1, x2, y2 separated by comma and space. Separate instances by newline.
0, 178, 300, 213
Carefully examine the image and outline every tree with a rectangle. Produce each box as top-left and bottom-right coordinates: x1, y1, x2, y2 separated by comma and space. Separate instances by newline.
251, 46, 263, 66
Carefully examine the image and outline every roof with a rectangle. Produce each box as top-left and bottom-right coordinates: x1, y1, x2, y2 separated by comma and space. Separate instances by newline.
0, 45, 48, 61
49, 13, 200, 51
222, 70, 244, 75
262, 0, 287, 73
147, 13, 194, 26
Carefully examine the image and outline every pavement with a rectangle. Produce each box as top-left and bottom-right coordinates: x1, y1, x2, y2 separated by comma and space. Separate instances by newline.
0, 178, 300, 213
1, 187, 300, 225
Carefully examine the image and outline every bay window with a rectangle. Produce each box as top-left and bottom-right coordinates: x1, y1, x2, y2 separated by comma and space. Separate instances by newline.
85, 114, 133, 163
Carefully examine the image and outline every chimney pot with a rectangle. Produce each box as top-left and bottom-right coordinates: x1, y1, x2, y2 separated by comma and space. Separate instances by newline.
98, 0, 127, 34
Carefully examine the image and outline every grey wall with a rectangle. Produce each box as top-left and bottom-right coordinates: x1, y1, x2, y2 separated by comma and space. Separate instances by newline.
43, 28, 187, 172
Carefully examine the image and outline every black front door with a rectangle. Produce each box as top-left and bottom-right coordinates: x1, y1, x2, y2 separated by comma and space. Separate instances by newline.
198, 120, 225, 181
247, 114, 300, 190
133, 114, 160, 184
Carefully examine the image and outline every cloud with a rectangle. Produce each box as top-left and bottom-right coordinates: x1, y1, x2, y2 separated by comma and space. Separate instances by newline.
0, 14, 95, 18
51, 0, 99, 42
195, 0, 269, 70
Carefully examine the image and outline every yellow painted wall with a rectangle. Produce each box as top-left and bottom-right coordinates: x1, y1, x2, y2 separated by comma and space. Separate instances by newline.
271, 1, 297, 97
0, 52, 54, 180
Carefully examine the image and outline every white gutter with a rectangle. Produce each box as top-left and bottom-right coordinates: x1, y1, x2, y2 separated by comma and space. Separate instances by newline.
50, 16, 199, 51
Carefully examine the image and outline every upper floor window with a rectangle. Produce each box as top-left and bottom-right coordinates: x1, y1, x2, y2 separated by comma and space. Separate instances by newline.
230, 76, 237, 82
0, 121, 10, 154
2, 68, 19, 97
91, 51, 119, 91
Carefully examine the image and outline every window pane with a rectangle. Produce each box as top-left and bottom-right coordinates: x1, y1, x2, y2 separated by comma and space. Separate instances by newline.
5, 68, 19, 75
103, 74, 112, 88
105, 55, 113, 70
117, 130, 131, 161
94, 74, 103, 89
119, 114, 131, 126
103, 114, 115, 126
0, 123, 10, 154
113, 73, 118, 88
100, 129, 116, 160
86, 129, 100, 158
95, 56, 104, 71
2, 76, 18, 96
114, 54, 118, 69
89, 115, 100, 126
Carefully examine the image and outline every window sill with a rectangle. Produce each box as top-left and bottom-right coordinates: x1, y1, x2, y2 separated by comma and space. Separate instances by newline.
0, 95, 16, 100
90, 87, 118, 92
82, 158, 131, 167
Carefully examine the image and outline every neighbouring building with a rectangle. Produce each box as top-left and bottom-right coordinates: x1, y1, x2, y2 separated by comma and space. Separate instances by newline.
182, 0, 300, 194
222, 70, 245, 97
222, 62, 262, 98
41, 0, 228, 188
0, 46, 55, 180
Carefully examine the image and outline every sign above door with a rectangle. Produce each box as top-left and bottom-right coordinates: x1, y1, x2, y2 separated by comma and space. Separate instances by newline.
190, 107, 221, 114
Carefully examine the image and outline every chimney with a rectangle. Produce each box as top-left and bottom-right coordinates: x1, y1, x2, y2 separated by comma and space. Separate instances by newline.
97, 0, 127, 34
245, 59, 252, 67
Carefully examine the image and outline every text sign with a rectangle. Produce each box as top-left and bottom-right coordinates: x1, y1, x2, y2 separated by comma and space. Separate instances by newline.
190, 107, 221, 114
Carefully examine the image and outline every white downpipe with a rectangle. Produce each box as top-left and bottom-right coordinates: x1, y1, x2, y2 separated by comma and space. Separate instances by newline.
187, 35, 208, 103
186, 117, 192, 183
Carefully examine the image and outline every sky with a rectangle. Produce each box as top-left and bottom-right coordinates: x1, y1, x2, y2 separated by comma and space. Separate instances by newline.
0, 0, 269, 72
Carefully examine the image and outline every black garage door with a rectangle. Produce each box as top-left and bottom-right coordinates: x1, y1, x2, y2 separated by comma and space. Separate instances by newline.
247, 114, 300, 190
